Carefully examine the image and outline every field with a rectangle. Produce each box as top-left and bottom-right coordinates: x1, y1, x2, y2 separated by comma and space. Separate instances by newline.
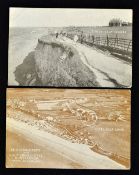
63, 26, 132, 39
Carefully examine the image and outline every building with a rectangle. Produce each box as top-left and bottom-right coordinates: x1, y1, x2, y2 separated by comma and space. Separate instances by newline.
109, 18, 132, 27
109, 19, 122, 27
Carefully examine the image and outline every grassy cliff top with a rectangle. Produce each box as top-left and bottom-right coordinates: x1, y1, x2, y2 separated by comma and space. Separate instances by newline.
38, 34, 80, 56
39, 35, 65, 46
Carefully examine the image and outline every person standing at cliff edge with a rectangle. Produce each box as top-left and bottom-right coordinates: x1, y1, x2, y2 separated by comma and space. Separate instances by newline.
55, 30, 59, 38
74, 35, 78, 42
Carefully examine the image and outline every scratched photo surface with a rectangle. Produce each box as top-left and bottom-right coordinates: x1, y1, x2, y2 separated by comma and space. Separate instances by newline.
6, 88, 131, 169
8, 8, 132, 87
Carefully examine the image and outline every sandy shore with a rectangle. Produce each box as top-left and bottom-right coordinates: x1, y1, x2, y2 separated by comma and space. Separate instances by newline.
6, 118, 125, 169
6, 130, 83, 168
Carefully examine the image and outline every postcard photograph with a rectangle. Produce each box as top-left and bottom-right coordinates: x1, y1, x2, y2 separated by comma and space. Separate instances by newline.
8, 8, 132, 87
6, 88, 131, 169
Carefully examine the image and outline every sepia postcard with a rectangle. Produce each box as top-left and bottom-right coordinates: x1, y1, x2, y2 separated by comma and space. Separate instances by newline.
8, 8, 132, 87
6, 88, 131, 169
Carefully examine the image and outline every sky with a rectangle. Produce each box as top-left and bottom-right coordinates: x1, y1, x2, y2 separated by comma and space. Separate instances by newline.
9, 8, 133, 27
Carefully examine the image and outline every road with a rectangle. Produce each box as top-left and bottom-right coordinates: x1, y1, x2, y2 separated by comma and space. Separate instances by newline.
7, 118, 125, 169
59, 37, 132, 87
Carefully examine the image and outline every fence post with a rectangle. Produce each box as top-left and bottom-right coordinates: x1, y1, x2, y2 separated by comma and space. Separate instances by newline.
124, 39, 126, 51
127, 40, 131, 52
107, 35, 109, 47
117, 36, 119, 48
99, 36, 101, 45
92, 35, 94, 44
114, 34, 118, 48
96, 37, 98, 45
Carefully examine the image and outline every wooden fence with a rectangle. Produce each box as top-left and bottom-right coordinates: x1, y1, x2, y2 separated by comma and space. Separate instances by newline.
66, 33, 132, 54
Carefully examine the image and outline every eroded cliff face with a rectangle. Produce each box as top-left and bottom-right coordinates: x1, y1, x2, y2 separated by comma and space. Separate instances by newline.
14, 51, 41, 86
15, 35, 98, 86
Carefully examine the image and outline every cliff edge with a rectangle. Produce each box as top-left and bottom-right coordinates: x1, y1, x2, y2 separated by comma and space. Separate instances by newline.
14, 35, 99, 86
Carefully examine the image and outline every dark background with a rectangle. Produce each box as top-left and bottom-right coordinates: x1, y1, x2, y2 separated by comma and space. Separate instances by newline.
0, 0, 138, 175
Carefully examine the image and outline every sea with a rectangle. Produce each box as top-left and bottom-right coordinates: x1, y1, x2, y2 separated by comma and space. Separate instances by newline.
8, 27, 49, 85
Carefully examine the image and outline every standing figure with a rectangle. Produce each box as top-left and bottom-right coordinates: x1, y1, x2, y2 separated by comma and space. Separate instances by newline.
56, 32, 59, 38
55, 30, 58, 38
74, 35, 78, 42
80, 32, 84, 44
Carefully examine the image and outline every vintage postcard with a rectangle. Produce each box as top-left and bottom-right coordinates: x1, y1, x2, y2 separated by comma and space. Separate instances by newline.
6, 88, 131, 169
8, 8, 132, 87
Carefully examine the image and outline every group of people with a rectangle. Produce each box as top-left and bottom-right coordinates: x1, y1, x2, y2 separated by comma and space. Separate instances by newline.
73, 32, 85, 44
54, 30, 81, 42
54, 31, 67, 39
54, 30, 94, 45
